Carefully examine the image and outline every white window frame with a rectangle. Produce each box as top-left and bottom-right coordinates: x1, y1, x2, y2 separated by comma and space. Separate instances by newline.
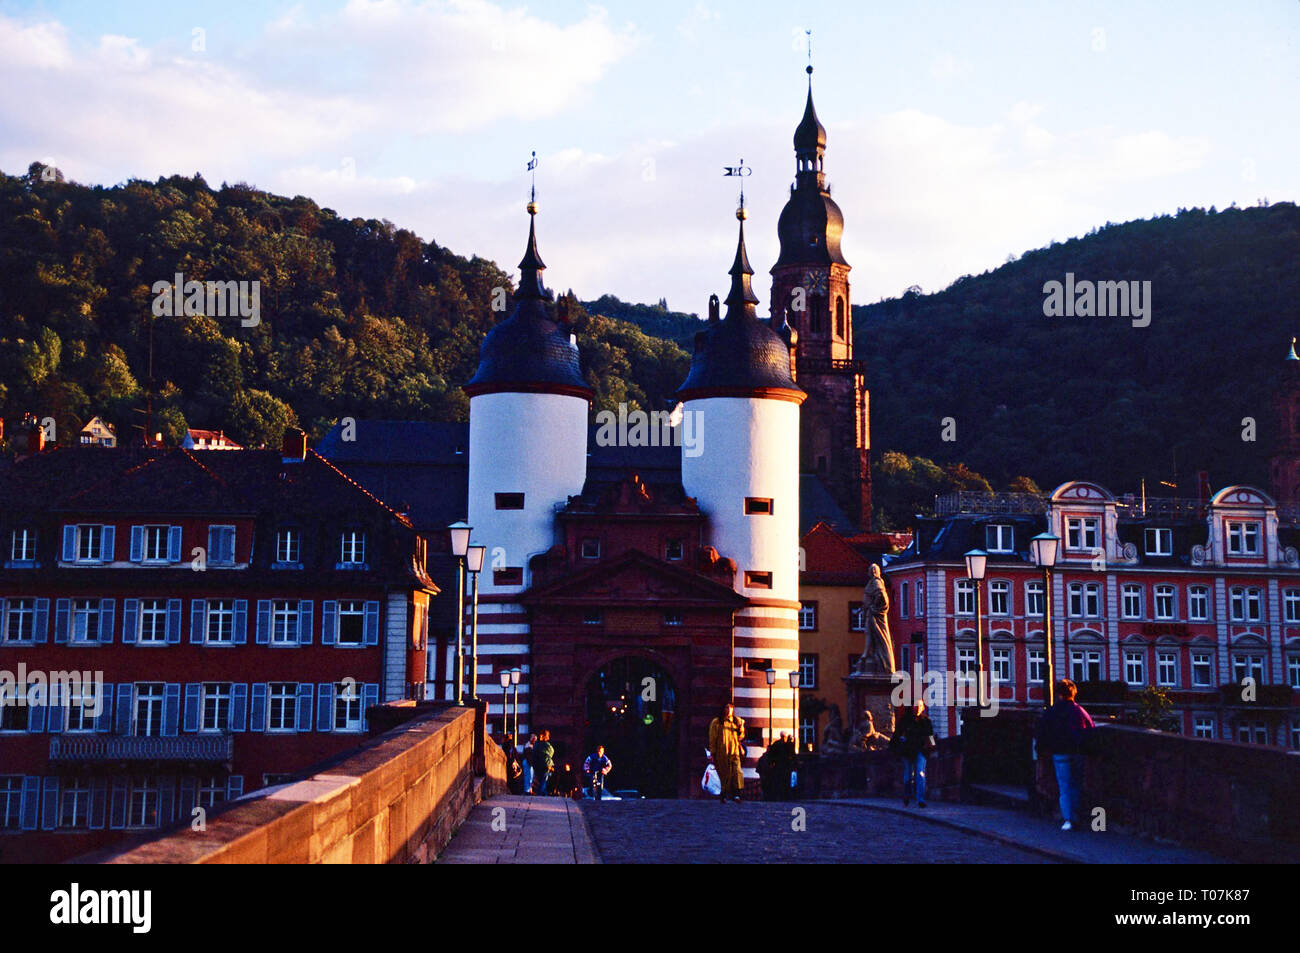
1069, 649, 1103, 682
10, 528, 36, 563
1232, 654, 1265, 686
988, 581, 1010, 616
2, 598, 36, 642
990, 645, 1012, 684
1229, 586, 1262, 622
59, 777, 92, 829
954, 579, 975, 616
1145, 527, 1173, 556
270, 600, 298, 645
127, 775, 159, 828
70, 599, 101, 643
1226, 521, 1261, 556
206, 600, 234, 644
1285, 590, 1300, 624
1190, 651, 1214, 688
798, 653, 817, 690
798, 603, 817, 630
339, 530, 366, 565
337, 600, 365, 645
1025, 581, 1044, 617
1156, 651, 1178, 687
1193, 716, 1215, 739
334, 681, 363, 731
201, 683, 233, 733
268, 682, 298, 732
138, 599, 168, 643
1124, 650, 1147, 686
1027, 647, 1046, 683
276, 528, 301, 565
1065, 516, 1099, 551
1153, 585, 1176, 621
985, 524, 1015, 554
141, 525, 170, 563
1121, 584, 1143, 620
1188, 586, 1209, 621
134, 683, 165, 737
1068, 582, 1101, 618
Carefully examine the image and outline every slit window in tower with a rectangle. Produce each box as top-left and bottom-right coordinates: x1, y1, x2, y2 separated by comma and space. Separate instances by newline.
744, 571, 773, 589
494, 492, 525, 510
835, 298, 845, 338
744, 497, 774, 516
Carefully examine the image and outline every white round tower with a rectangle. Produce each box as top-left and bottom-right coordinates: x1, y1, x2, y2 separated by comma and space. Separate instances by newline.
678, 207, 805, 779
462, 202, 591, 729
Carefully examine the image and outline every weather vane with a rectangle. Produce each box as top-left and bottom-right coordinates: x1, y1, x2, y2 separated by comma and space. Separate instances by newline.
723, 158, 752, 214
807, 29, 812, 70
527, 150, 538, 212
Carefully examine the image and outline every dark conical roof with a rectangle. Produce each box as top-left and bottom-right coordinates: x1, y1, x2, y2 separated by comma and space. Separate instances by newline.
677, 213, 803, 402
794, 69, 826, 153
464, 206, 592, 400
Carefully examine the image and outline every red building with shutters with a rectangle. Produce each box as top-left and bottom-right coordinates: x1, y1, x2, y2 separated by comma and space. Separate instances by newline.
0, 433, 435, 863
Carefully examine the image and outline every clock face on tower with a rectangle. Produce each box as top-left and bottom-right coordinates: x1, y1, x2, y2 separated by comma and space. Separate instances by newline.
801, 269, 828, 294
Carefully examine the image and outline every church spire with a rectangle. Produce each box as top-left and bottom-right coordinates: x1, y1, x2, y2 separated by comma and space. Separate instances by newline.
516, 199, 550, 301
725, 205, 760, 321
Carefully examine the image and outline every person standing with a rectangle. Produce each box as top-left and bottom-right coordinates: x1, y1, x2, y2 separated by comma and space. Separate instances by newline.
531, 729, 555, 796
1036, 679, 1096, 831
521, 733, 537, 796
890, 701, 935, 807
773, 731, 797, 801
707, 703, 746, 803
583, 745, 613, 800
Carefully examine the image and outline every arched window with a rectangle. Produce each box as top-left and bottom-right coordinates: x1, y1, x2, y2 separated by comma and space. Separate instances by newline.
835, 298, 845, 338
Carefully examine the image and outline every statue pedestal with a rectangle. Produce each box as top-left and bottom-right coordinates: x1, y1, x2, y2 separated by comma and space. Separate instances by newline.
844, 670, 896, 741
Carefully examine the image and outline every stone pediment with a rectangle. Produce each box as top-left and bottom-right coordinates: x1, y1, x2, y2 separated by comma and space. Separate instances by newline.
521, 549, 744, 606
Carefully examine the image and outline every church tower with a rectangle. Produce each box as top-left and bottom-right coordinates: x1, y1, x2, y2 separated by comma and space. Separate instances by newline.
678, 203, 804, 777
769, 66, 873, 530
464, 199, 592, 727
1269, 337, 1300, 506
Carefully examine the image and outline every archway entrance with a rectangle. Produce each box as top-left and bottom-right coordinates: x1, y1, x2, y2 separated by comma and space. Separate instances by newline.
584, 657, 679, 799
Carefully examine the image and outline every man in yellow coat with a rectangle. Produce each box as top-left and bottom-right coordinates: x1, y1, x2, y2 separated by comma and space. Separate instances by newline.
708, 703, 746, 802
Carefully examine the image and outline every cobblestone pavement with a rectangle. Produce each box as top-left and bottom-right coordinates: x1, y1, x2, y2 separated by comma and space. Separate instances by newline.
579, 798, 1058, 864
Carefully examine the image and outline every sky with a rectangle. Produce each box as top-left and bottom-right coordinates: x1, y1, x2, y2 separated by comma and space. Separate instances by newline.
2, 0, 1297, 313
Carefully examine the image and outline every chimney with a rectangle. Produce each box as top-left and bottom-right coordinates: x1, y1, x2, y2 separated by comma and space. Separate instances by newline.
282, 427, 307, 462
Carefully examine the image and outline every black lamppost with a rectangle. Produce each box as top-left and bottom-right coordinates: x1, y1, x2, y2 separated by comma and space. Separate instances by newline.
448, 521, 471, 705
498, 670, 511, 742
510, 667, 521, 739
467, 543, 486, 701
788, 670, 800, 743
1030, 532, 1060, 708
964, 549, 988, 709
765, 667, 776, 746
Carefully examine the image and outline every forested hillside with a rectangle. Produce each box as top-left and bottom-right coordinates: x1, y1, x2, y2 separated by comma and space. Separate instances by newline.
856, 202, 1300, 496
0, 163, 689, 448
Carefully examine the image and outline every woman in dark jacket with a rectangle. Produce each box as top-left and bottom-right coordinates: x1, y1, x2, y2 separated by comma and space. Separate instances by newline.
890, 701, 935, 807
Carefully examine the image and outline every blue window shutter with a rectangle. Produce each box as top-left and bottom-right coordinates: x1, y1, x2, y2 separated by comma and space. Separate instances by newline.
190, 600, 206, 644
109, 777, 128, 829
322, 600, 338, 645
163, 683, 181, 736
121, 599, 139, 644
298, 601, 314, 645
183, 683, 201, 732
166, 598, 182, 644
94, 682, 113, 733
20, 777, 41, 830
100, 525, 115, 562
89, 777, 108, 829
61, 525, 76, 561
224, 527, 236, 564
29, 693, 46, 732
178, 776, 196, 817
317, 682, 334, 732
41, 777, 59, 830
168, 525, 182, 562
255, 600, 271, 644
296, 684, 313, 731
233, 600, 248, 644
130, 525, 144, 562
98, 598, 115, 644
54, 598, 70, 644
363, 601, 380, 646
33, 598, 49, 644
159, 775, 177, 826
230, 684, 248, 731
363, 683, 379, 730
47, 692, 64, 734
250, 683, 267, 732
227, 776, 244, 799
114, 684, 133, 736
207, 525, 218, 563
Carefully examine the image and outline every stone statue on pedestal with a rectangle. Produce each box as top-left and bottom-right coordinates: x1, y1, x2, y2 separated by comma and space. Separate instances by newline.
848, 711, 891, 751
821, 704, 846, 754
855, 564, 896, 675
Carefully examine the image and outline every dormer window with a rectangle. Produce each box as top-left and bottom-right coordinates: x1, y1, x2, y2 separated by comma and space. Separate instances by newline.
1226, 521, 1261, 556
665, 539, 684, 561
985, 524, 1015, 554
276, 528, 301, 565
580, 538, 600, 559
339, 530, 365, 566
1145, 528, 1173, 556
1064, 516, 1099, 552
